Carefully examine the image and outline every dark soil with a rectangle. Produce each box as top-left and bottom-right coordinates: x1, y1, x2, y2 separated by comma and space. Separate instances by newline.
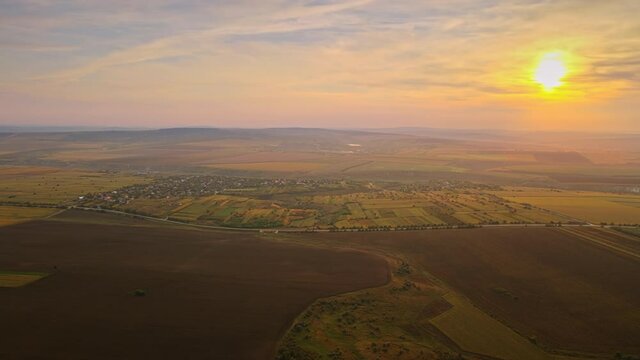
0, 220, 389, 360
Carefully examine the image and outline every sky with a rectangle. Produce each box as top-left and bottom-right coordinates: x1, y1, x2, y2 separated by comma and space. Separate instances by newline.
1, 0, 639, 131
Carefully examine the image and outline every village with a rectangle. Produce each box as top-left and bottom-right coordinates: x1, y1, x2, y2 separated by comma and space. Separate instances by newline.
79, 175, 343, 205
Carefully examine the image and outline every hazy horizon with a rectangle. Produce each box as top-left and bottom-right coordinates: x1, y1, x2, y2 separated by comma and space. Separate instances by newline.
2, 1, 639, 131
2, 124, 640, 136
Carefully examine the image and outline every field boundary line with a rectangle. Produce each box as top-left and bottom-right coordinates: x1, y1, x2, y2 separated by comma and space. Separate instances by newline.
339, 160, 373, 173
559, 227, 640, 262
600, 227, 640, 243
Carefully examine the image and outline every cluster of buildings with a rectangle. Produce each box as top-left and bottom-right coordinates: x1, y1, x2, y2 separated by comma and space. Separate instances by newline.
80, 175, 341, 205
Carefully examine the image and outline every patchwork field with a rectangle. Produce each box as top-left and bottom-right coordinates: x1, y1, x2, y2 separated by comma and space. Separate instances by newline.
1, 167, 637, 230
108, 188, 580, 230
166, 195, 318, 228
0, 217, 388, 359
320, 191, 571, 228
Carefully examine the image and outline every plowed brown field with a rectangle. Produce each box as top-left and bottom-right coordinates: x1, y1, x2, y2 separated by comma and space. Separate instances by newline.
0, 220, 389, 359
315, 227, 640, 354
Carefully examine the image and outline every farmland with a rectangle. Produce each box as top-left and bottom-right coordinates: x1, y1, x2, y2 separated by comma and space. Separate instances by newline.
494, 187, 640, 224
3, 0, 640, 354
0, 271, 48, 287
0, 205, 59, 226
0, 128, 639, 359
309, 189, 570, 228
1, 128, 640, 191
0, 197, 638, 359
431, 293, 550, 360
3, 167, 639, 230
397, 228, 640, 354
0, 166, 147, 205
1, 128, 639, 229
279, 226, 640, 359
0, 216, 388, 359
615, 226, 640, 237
79, 176, 608, 229
207, 161, 327, 172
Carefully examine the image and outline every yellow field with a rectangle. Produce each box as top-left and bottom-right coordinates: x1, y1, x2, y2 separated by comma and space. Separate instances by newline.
495, 188, 640, 224
434, 151, 537, 163
45, 150, 136, 161
206, 161, 326, 172
342, 160, 466, 174
0, 167, 148, 205
497, 164, 640, 177
431, 293, 551, 360
0, 166, 60, 176
0, 206, 59, 226
121, 198, 187, 218
0, 272, 48, 287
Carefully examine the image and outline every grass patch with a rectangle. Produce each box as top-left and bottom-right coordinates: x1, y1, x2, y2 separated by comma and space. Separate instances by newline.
614, 227, 640, 238
0, 167, 147, 205
0, 271, 49, 287
0, 205, 59, 226
431, 293, 550, 360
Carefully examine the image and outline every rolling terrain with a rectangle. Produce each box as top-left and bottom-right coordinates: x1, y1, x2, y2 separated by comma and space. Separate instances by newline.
0, 213, 388, 359
3, 210, 638, 359
0, 128, 638, 360
280, 226, 640, 359
1, 128, 639, 192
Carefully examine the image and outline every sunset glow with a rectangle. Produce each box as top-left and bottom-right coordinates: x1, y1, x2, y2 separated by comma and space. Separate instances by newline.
1, 3, 640, 357
534, 52, 568, 91
1, 1, 639, 130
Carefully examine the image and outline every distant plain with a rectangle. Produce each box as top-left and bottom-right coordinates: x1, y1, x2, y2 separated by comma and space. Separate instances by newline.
0, 127, 639, 360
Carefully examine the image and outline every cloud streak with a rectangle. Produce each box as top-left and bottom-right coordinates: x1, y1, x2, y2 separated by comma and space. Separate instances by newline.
1, 0, 639, 130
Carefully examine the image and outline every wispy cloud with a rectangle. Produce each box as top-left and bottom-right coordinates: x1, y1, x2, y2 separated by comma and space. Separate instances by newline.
32, 0, 373, 82
1, 0, 639, 130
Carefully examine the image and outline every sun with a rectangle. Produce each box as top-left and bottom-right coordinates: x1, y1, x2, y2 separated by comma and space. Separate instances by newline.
533, 52, 568, 91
